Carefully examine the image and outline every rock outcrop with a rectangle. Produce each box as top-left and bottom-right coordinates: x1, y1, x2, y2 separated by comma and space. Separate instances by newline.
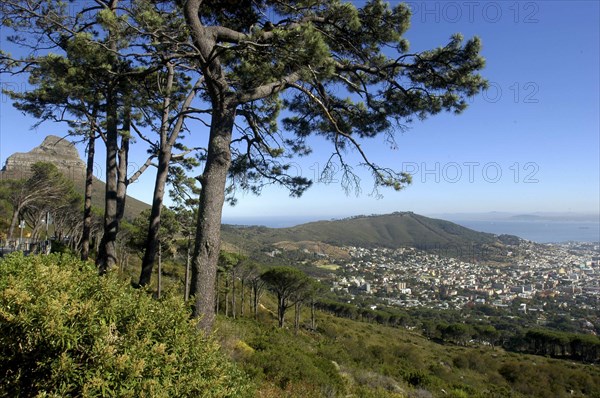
1, 135, 85, 180
1, 134, 150, 220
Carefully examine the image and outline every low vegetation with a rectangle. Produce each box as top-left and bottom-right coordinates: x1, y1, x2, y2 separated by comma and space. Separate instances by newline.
0, 253, 252, 397
216, 303, 600, 398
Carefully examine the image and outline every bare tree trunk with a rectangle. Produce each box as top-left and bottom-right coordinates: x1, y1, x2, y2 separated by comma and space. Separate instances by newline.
139, 146, 171, 286
240, 279, 245, 317
95, 233, 101, 254
8, 208, 20, 242
252, 281, 263, 320
138, 66, 197, 286
184, 235, 191, 301
190, 105, 235, 332
215, 272, 220, 315
224, 274, 229, 317
96, 92, 119, 274
116, 121, 129, 224
96, 1, 120, 273
278, 295, 286, 328
157, 241, 162, 299
294, 301, 302, 335
253, 285, 258, 319
231, 269, 236, 319
81, 134, 95, 261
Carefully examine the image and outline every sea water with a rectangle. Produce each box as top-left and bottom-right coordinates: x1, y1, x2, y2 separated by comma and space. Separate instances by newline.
453, 220, 600, 243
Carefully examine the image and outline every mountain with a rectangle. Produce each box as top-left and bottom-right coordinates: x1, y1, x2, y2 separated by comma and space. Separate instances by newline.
221, 211, 518, 262
1, 135, 150, 220
1, 135, 85, 178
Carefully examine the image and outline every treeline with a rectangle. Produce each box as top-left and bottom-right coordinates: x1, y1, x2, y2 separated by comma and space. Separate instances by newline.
515, 329, 600, 362
316, 298, 600, 363
317, 299, 412, 327
213, 255, 324, 334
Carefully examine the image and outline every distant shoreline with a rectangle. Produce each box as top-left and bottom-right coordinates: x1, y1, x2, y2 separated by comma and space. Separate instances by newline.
452, 220, 600, 244
221, 216, 600, 244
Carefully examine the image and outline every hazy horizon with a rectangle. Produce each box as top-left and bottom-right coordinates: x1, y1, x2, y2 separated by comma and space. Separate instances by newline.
222, 210, 600, 227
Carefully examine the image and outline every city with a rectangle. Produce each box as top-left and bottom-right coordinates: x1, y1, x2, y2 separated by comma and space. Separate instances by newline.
295, 240, 600, 330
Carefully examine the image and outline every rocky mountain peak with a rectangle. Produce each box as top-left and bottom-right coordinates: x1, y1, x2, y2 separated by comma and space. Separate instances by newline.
1, 135, 85, 179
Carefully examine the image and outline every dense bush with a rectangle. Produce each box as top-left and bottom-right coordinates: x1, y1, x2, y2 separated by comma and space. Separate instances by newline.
498, 359, 599, 397
0, 253, 253, 397
243, 328, 345, 395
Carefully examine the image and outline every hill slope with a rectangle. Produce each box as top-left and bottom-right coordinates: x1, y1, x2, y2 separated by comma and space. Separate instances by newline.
221, 212, 516, 261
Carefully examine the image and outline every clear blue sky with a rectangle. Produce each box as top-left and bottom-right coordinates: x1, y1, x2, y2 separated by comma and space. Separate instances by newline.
1, 1, 599, 225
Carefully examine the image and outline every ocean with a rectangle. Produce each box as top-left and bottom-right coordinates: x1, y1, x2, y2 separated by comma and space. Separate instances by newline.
453, 220, 600, 244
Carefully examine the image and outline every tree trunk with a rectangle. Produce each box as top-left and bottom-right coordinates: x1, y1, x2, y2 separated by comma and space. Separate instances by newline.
311, 300, 316, 331
252, 281, 263, 319
252, 284, 258, 319
139, 64, 194, 285
116, 123, 129, 223
278, 295, 286, 328
7, 209, 20, 242
294, 301, 302, 335
138, 146, 172, 286
157, 241, 162, 299
224, 274, 229, 317
215, 272, 219, 314
81, 134, 95, 261
240, 279, 245, 317
190, 105, 235, 332
96, 0, 120, 274
231, 269, 236, 319
96, 93, 119, 274
184, 234, 191, 301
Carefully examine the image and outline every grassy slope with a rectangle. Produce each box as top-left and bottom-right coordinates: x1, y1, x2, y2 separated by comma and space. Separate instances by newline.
216, 298, 600, 398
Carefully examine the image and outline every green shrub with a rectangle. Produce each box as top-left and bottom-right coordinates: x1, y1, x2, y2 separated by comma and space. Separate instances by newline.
243, 328, 345, 395
0, 253, 253, 397
404, 370, 431, 387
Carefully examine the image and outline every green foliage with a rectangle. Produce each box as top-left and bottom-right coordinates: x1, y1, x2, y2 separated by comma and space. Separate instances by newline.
219, 319, 345, 397
524, 328, 600, 361
213, 288, 600, 398
261, 266, 309, 327
0, 253, 253, 397
129, 207, 181, 254
497, 359, 599, 397
248, 332, 343, 393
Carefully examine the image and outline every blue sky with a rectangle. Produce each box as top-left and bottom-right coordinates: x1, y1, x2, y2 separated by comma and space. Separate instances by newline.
1, 1, 599, 225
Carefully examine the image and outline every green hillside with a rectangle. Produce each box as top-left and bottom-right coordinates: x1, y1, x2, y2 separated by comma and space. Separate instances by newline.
218, 310, 600, 398
221, 212, 515, 262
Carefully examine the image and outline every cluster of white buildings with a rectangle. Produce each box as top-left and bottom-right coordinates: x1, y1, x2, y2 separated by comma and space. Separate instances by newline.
326, 241, 600, 312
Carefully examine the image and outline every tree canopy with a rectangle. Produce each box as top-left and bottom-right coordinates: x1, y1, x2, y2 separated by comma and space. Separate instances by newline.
262, 266, 309, 328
